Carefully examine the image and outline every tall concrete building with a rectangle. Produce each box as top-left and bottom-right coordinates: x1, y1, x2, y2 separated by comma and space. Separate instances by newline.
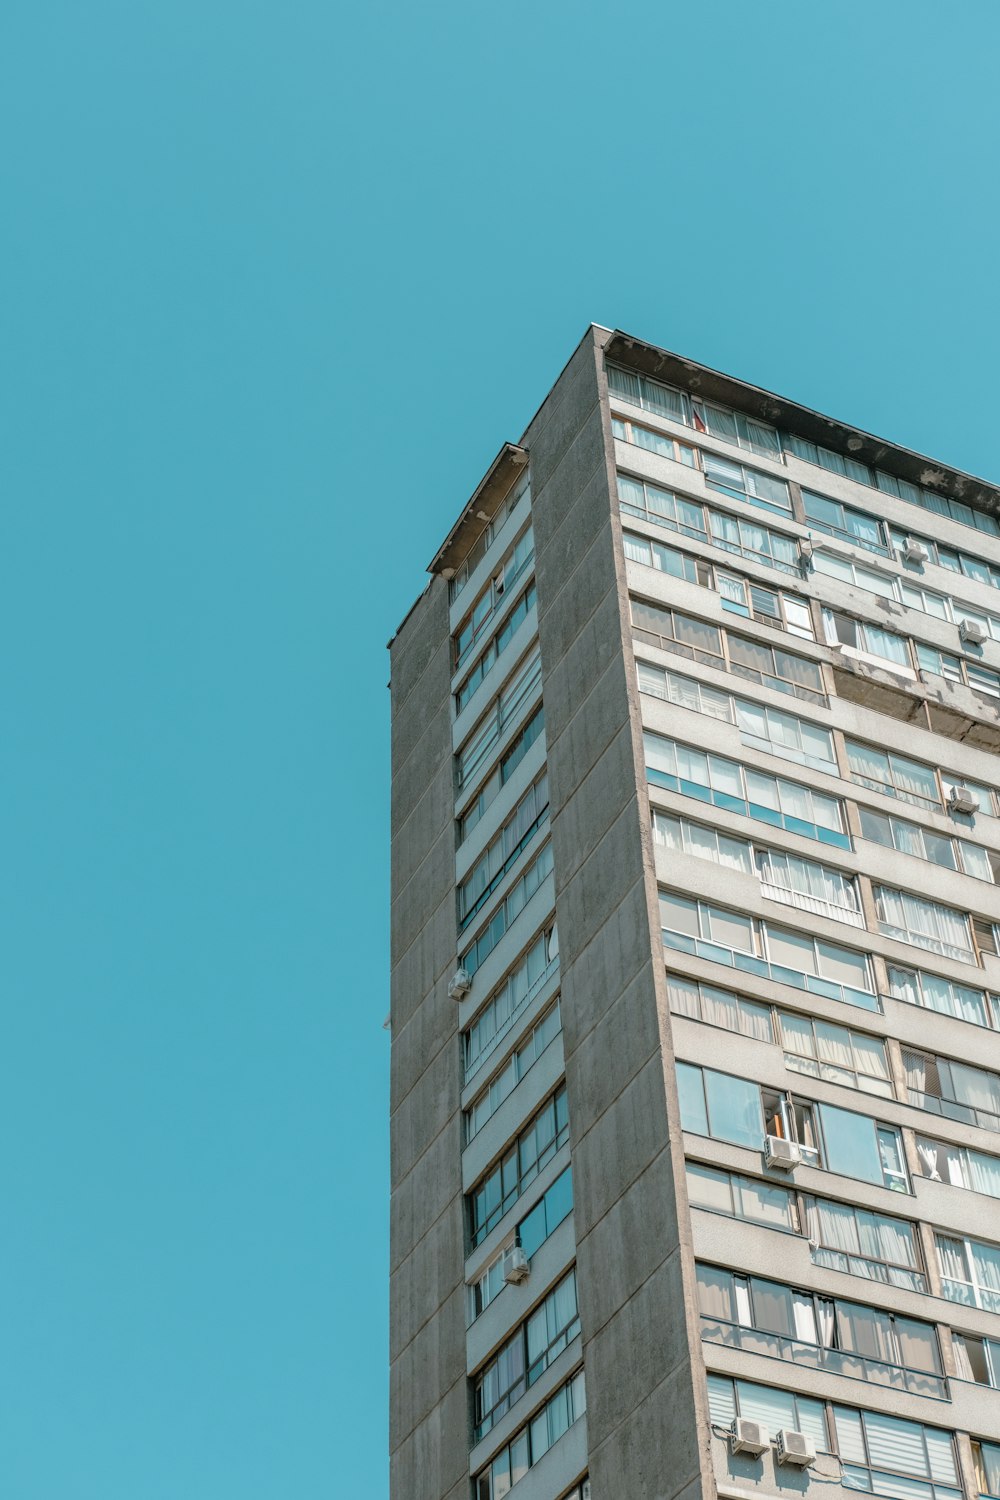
389, 326, 1000, 1500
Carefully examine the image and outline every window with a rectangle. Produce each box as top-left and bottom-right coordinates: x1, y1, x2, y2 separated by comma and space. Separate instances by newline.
459, 707, 545, 844
702, 452, 791, 515
617, 474, 709, 543
735, 696, 837, 773
846, 741, 940, 809
660, 891, 877, 1009
693, 397, 782, 459
697, 1264, 944, 1398
806, 1197, 926, 1291
725, 628, 826, 704
887, 965, 1000, 1030
623, 533, 813, 638
787, 432, 878, 487
468, 1085, 569, 1248
453, 527, 534, 671
918, 641, 1000, 702
608, 364, 690, 423
637, 659, 734, 722
952, 602, 1000, 642
877, 468, 1000, 537
517, 1164, 573, 1259
830, 1403, 960, 1500
473, 1268, 580, 1439
677, 1062, 764, 1150
953, 1334, 1000, 1389
686, 1162, 800, 1233
667, 975, 773, 1042
653, 810, 753, 876
860, 807, 999, 884
630, 597, 724, 666
803, 490, 888, 553
653, 810, 861, 926
935, 1233, 1000, 1314
707, 1374, 828, 1452
612, 414, 696, 465
450, 474, 530, 604
458, 774, 550, 929
474, 1369, 586, 1500
720, 1374, 961, 1500
873, 885, 975, 964
899, 579, 953, 621
975, 1442, 1000, 1500
893, 524, 1000, 590
456, 582, 537, 713
461, 843, 554, 978
678, 1063, 905, 1190
715, 570, 814, 638
644, 731, 848, 847
688, 1164, 927, 1290
903, 1049, 1000, 1133
636, 659, 838, 773
708, 506, 801, 575
463, 925, 559, 1081
779, 1013, 892, 1097
756, 847, 862, 926
470, 1166, 573, 1322
811, 548, 899, 600
623, 532, 713, 587
823, 609, 914, 672
632, 596, 827, 703
763, 1087, 907, 1190
458, 649, 542, 788
465, 1002, 562, 1142
617, 474, 802, 576
786, 430, 1000, 541
916, 1137, 1000, 1199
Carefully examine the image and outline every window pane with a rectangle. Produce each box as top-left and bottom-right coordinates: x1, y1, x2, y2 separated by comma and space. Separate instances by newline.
677, 1063, 708, 1135
821, 1104, 882, 1184
704, 1070, 764, 1149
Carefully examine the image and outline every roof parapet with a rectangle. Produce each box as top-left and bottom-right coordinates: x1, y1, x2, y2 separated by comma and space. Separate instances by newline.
427, 443, 529, 578
606, 330, 1000, 522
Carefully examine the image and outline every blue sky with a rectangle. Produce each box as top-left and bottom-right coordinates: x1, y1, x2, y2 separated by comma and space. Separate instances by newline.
1, 1, 998, 1496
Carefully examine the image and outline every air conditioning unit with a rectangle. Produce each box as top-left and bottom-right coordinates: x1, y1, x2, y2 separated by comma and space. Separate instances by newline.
960, 618, 989, 645
948, 785, 980, 815
776, 1429, 817, 1467
448, 967, 472, 1001
730, 1418, 770, 1457
502, 1245, 530, 1285
764, 1135, 802, 1170
902, 537, 930, 564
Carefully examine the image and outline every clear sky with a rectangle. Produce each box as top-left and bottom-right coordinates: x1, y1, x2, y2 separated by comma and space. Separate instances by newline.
1, 1, 999, 1496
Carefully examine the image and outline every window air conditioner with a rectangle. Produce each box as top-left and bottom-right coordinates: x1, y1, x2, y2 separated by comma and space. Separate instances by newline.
902, 537, 930, 564
502, 1245, 530, 1286
948, 786, 980, 815
960, 618, 989, 645
776, 1429, 817, 1467
448, 967, 472, 1001
764, 1135, 802, 1170
730, 1418, 770, 1457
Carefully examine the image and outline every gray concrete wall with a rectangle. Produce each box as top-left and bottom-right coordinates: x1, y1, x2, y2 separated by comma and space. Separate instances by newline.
527, 326, 714, 1500
389, 580, 469, 1500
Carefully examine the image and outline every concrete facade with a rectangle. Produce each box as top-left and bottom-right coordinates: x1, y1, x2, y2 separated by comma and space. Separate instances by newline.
389, 327, 1000, 1500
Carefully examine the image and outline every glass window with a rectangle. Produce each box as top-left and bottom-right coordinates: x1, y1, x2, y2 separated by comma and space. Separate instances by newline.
804, 491, 887, 553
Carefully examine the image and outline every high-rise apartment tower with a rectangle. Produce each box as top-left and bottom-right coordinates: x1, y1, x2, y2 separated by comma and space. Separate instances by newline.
389, 326, 1000, 1500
